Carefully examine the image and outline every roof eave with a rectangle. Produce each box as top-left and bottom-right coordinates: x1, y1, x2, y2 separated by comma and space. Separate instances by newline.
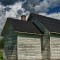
15, 31, 42, 36
50, 32, 60, 35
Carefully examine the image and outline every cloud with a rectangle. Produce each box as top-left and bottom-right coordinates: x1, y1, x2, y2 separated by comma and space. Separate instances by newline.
0, 0, 28, 6
22, 0, 43, 12
0, 0, 18, 6
47, 12, 60, 20
34, 0, 49, 13
4, 7, 11, 11
35, 0, 60, 13
5, 2, 23, 18
22, 0, 60, 13
0, 2, 24, 34
0, 0, 60, 13
0, 1, 29, 34
5, 2, 29, 18
46, 0, 60, 7
39, 12, 60, 20
0, 14, 6, 35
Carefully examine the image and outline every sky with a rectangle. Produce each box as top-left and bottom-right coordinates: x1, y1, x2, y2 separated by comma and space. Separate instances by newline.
0, 0, 60, 34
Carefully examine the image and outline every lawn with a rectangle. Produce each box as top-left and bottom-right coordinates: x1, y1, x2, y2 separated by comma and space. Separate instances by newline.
0, 38, 4, 60
0, 49, 3, 60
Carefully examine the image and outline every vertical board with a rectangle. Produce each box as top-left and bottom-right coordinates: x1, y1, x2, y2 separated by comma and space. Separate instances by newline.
17, 36, 42, 60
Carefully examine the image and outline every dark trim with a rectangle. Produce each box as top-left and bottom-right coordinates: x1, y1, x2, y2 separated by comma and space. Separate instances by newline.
16, 32, 42, 38
50, 33, 60, 38
32, 22, 44, 34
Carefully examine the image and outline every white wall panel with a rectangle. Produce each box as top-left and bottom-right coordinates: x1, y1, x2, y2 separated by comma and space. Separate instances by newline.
17, 36, 42, 60
50, 37, 60, 59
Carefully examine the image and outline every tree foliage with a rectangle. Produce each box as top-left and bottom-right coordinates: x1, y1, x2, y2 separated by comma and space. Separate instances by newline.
0, 39, 4, 49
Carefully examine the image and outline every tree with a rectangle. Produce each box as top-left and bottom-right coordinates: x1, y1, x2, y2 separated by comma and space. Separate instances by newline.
0, 39, 4, 49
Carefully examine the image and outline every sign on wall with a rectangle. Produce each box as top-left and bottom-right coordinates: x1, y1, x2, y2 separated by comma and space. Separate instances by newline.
17, 36, 42, 60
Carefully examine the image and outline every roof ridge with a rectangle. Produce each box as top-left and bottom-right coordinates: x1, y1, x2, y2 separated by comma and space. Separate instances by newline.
30, 13, 60, 21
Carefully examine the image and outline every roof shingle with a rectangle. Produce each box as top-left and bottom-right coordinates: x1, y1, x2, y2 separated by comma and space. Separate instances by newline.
29, 13, 60, 33
7, 18, 42, 34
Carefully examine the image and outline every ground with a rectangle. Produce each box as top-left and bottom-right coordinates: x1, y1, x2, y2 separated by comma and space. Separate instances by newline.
0, 49, 3, 60
0, 38, 4, 60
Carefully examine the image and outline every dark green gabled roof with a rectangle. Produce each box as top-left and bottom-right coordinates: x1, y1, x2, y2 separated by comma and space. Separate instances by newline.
1, 18, 42, 35
28, 13, 60, 33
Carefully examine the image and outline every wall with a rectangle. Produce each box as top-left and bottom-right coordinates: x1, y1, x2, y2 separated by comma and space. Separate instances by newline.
3, 23, 17, 60
50, 35, 60, 60
30, 17, 50, 60
42, 33, 50, 60
17, 34, 42, 60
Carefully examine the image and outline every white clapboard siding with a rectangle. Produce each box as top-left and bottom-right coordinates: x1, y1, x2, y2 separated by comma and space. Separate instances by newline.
17, 36, 42, 60
50, 37, 60, 59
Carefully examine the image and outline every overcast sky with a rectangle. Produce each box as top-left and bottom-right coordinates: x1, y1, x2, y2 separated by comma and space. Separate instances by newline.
0, 0, 60, 34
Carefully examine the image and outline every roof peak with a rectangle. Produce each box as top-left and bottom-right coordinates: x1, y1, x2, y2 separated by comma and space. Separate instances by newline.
30, 13, 60, 21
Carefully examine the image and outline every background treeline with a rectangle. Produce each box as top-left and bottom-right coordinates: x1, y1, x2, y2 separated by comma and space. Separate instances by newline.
0, 39, 4, 49
0, 37, 4, 60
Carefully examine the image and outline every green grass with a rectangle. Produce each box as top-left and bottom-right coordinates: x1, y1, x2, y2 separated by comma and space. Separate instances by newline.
0, 49, 3, 60
0, 38, 4, 60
